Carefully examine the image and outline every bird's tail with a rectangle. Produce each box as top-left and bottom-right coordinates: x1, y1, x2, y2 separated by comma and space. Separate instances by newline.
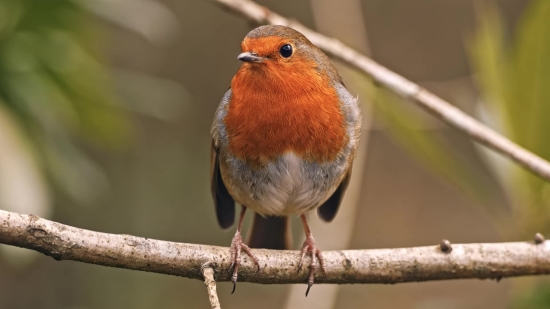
247, 214, 292, 250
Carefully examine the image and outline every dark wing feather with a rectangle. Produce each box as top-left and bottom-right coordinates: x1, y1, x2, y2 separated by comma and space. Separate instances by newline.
317, 166, 352, 222
210, 140, 235, 229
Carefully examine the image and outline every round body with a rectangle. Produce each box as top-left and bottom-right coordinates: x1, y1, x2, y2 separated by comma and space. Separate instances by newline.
211, 25, 361, 218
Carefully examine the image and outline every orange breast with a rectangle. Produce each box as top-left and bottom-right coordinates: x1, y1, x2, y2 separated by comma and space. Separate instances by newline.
224, 60, 347, 166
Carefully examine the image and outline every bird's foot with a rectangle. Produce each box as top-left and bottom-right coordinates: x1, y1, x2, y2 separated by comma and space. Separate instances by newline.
228, 231, 260, 294
298, 234, 326, 296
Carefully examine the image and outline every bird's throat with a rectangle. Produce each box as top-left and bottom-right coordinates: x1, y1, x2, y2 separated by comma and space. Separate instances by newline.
225, 68, 347, 167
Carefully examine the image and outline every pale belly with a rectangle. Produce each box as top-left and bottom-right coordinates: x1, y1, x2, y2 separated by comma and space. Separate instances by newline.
221, 152, 348, 216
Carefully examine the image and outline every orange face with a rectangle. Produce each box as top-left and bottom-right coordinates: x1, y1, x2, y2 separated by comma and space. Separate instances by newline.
224, 35, 347, 167
241, 36, 289, 59
237, 36, 320, 82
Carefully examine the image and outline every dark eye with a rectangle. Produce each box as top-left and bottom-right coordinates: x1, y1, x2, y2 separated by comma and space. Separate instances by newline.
279, 44, 293, 58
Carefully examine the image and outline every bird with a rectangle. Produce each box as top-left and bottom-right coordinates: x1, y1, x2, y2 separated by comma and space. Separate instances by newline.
210, 25, 361, 296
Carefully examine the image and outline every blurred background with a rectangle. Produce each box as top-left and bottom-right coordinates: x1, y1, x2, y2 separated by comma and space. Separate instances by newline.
0, 0, 548, 308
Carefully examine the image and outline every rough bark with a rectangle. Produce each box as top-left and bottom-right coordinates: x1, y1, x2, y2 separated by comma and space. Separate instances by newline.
202, 263, 222, 309
1, 210, 549, 284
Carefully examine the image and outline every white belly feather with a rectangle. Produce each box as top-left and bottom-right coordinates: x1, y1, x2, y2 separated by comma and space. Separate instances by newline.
223, 151, 346, 216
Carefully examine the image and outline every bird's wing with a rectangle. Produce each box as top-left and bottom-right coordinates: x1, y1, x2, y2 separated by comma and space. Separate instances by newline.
210, 140, 235, 229
317, 164, 353, 222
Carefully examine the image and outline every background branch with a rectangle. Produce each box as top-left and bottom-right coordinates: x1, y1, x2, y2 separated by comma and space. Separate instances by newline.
213, 0, 550, 182
1, 209, 550, 285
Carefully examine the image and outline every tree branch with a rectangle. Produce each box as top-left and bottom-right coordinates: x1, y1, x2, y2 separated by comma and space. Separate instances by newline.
212, 0, 550, 182
202, 263, 222, 309
1, 209, 550, 284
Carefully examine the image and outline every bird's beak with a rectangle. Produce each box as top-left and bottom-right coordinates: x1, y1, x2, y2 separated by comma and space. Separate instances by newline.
237, 52, 264, 63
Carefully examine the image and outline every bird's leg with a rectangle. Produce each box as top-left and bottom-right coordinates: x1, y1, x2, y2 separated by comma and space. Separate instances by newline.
298, 214, 326, 296
229, 206, 259, 294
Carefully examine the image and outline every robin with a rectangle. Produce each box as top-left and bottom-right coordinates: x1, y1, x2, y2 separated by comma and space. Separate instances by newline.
210, 25, 361, 296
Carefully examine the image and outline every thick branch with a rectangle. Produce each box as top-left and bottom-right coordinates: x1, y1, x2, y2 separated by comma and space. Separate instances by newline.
1, 210, 550, 284
213, 0, 550, 182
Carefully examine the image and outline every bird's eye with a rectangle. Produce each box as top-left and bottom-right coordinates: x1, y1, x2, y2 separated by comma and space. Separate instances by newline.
279, 44, 293, 58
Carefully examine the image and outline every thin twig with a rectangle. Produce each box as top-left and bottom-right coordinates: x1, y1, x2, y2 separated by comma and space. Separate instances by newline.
212, 0, 550, 182
1, 210, 550, 284
202, 263, 222, 309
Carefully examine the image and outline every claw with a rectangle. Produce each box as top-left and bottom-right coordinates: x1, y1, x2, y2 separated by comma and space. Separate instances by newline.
298, 234, 325, 296
306, 282, 313, 297
228, 231, 260, 294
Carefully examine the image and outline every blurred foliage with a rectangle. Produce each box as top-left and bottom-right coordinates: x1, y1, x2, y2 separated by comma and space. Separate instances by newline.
469, 0, 550, 306
0, 0, 129, 205
358, 67, 487, 207
469, 0, 550, 236
370, 84, 487, 202
510, 280, 550, 309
